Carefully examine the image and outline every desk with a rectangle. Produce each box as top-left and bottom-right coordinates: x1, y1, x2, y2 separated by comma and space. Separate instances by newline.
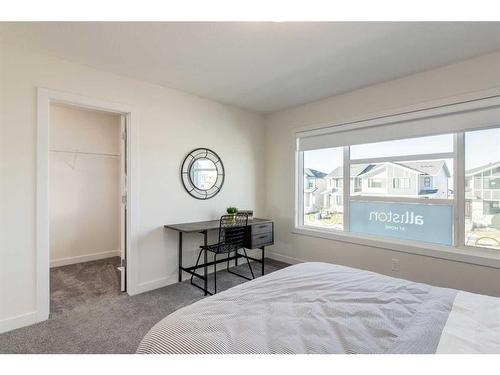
165, 218, 274, 294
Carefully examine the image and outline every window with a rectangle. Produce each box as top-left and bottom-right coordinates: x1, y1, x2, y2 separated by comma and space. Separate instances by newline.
484, 201, 500, 215
297, 97, 500, 263
300, 134, 454, 246
368, 178, 384, 188
486, 177, 500, 189
465, 128, 500, 250
350, 137, 454, 201
334, 179, 343, 188
424, 177, 431, 188
353, 178, 362, 192
348, 136, 454, 246
393, 178, 410, 189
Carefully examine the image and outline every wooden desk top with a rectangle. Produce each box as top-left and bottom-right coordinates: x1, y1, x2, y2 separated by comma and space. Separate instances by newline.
164, 218, 273, 233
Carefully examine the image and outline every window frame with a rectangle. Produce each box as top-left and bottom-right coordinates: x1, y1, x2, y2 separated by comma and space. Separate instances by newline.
294, 95, 500, 268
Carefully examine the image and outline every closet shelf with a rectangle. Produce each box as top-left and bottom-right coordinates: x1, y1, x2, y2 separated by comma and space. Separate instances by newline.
50, 149, 120, 157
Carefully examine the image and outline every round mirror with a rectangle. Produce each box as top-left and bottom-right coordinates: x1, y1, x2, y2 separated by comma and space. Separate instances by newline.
181, 148, 225, 200
190, 158, 217, 190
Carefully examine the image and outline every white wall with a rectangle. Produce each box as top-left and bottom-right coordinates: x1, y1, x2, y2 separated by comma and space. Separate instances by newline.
49, 104, 121, 267
264, 51, 500, 297
0, 43, 265, 332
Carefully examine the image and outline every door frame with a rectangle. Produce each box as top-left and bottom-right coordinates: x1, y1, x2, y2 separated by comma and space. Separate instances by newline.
36, 88, 139, 323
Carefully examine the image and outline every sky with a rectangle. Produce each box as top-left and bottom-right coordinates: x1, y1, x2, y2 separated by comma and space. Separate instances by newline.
465, 127, 500, 170
304, 129, 500, 175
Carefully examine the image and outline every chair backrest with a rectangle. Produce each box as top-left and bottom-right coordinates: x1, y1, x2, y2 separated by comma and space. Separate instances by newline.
218, 213, 248, 250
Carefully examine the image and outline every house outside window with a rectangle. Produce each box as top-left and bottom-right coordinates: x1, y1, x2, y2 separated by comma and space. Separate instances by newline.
303, 165, 328, 224
464, 127, 500, 250
303, 148, 343, 230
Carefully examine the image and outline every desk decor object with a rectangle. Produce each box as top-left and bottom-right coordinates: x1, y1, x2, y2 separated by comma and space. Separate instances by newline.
181, 148, 224, 200
226, 206, 238, 215
238, 210, 254, 220
226, 207, 253, 219
226, 206, 238, 223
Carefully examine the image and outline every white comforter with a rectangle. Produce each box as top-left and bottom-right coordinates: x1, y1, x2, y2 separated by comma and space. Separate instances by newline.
137, 262, 500, 354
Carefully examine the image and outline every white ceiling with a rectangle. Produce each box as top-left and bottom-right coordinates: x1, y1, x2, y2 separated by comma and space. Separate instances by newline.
2, 22, 500, 113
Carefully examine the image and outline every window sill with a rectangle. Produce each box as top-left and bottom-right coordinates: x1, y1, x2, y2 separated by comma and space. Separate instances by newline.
293, 226, 500, 269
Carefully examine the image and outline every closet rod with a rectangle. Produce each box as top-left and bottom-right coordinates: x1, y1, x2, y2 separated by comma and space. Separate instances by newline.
50, 149, 120, 157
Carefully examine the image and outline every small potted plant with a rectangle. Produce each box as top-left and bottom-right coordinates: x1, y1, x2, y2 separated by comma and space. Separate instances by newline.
226, 206, 238, 222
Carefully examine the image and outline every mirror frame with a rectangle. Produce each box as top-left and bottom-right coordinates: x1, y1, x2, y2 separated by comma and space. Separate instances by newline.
181, 148, 225, 200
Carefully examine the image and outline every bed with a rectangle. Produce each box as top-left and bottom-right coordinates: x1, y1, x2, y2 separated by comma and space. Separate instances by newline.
136, 262, 500, 354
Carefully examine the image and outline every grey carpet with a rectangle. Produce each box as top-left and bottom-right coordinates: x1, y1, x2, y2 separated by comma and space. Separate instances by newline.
0, 257, 288, 354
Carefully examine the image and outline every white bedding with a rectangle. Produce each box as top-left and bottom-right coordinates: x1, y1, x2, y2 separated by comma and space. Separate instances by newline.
137, 262, 500, 354
437, 291, 500, 353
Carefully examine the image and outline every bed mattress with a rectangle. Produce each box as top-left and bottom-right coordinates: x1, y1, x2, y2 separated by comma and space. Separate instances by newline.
137, 262, 500, 354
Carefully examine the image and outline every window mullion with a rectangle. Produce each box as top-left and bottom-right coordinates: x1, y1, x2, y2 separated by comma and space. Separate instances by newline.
343, 146, 350, 232
455, 132, 465, 248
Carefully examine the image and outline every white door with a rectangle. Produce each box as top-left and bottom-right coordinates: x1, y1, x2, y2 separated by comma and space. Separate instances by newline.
118, 115, 127, 292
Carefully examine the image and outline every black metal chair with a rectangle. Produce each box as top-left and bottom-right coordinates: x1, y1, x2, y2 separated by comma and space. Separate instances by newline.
191, 213, 254, 294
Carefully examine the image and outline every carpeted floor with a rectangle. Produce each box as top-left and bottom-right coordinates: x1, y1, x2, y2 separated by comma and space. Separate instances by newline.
0, 257, 288, 354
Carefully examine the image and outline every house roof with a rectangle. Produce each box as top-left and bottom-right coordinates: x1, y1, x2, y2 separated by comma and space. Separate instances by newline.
359, 160, 451, 178
395, 160, 451, 177
466, 161, 500, 176
304, 187, 318, 193
326, 164, 374, 179
326, 166, 342, 178
304, 168, 327, 178
326, 160, 451, 179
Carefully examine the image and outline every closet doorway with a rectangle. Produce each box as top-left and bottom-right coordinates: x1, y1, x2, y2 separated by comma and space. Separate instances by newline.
37, 88, 135, 324
47, 102, 127, 313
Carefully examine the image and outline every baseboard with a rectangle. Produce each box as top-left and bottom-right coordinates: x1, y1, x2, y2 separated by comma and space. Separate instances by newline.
135, 258, 242, 295
134, 252, 296, 296
266, 250, 304, 265
136, 275, 176, 294
50, 250, 121, 268
0, 311, 38, 334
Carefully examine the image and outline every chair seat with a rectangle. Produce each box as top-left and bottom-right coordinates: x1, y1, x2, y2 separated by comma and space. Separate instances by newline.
200, 242, 236, 254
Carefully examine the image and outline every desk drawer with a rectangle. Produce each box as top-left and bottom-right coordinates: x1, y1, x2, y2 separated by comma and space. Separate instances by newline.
252, 222, 273, 235
251, 232, 273, 247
